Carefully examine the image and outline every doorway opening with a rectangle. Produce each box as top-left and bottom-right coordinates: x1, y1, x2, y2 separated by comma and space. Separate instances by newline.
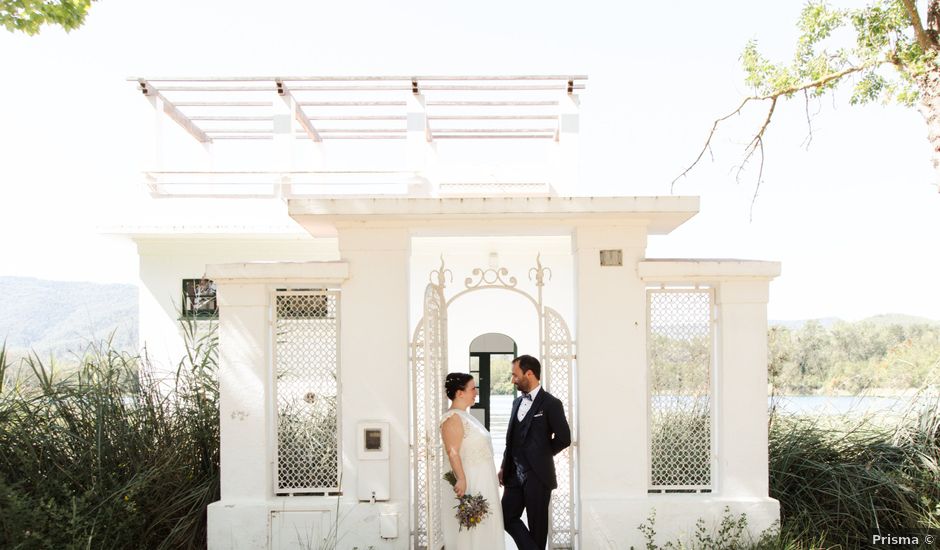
468, 332, 517, 463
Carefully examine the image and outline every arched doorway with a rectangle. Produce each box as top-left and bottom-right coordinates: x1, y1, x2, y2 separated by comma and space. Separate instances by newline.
468, 332, 517, 468
411, 257, 578, 549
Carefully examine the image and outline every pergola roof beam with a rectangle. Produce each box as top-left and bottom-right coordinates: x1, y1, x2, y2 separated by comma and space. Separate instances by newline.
426, 101, 560, 106
429, 128, 556, 133
138, 79, 211, 143
429, 115, 558, 120
276, 80, 322, 142
130, 75, 587, 82
431, 134, 554, 139
299, 101, 407, 107
132, 75, 585, 144
309, 115, 406, 121
175, 101, 274, 107
190, 115, 274, 121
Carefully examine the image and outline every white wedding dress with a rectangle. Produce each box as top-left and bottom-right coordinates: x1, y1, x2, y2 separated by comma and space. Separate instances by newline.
439, 408, 505, 550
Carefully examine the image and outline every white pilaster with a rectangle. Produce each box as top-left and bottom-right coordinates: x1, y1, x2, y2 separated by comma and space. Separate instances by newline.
573, 225, 648, 499
216, 283, 271, 499
716, 280, 772, 497
335, 227, 412, 516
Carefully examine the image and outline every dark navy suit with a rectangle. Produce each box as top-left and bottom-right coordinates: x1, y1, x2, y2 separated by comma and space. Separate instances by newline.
501, 387, 571, 550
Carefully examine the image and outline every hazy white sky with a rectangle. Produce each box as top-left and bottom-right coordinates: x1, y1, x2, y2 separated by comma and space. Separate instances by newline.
0, 0, 937, 321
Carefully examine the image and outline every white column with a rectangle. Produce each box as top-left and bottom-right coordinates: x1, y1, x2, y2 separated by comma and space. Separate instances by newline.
336, 227, 412, 507
406, 93, 433, 195
550, 93, 580, 196
216, 283, 271, 499
716, 280, 772, 497
273, 90, 295, 197
572, 225, 648, 498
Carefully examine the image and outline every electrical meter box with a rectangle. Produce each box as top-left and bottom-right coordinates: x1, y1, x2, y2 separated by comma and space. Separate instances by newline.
356, 421, 390, 501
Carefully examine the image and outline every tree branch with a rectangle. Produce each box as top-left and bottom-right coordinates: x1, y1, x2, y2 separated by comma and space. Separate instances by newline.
900, 0, 934, 51
671, 63, 874, 198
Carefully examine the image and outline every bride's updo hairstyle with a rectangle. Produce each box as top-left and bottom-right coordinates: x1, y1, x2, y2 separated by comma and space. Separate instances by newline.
444, 372, 474, 400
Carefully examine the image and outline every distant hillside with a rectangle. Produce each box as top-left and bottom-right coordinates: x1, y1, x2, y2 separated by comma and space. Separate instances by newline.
770, 317, 842, 330
859, 313, 940, 326
0, 277, 137, 359
770, 314, 939, 330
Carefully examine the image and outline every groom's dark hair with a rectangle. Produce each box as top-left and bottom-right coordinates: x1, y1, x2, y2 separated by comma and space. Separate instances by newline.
513, 355, 541, 380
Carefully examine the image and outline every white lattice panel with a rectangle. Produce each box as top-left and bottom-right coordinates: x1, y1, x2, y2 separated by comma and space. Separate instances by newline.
274, 291, 340, 494
647, 289, 713, 491
413, 283, 447, 549
543, 307, 575, 549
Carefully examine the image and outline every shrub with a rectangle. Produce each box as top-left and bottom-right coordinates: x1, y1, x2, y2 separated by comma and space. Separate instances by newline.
0, 322, 219, 549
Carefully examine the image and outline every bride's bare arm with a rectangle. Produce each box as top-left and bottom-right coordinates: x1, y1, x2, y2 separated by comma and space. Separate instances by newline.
441, 415, 467, 497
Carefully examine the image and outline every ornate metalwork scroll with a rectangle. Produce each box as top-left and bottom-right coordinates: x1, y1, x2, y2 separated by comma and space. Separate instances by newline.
647, 288, 714, 492
273, 290, 340, 494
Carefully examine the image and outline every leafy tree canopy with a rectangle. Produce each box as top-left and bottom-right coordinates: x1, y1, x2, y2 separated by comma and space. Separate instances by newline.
674, 0, 940, 202
1, 0, 95, 35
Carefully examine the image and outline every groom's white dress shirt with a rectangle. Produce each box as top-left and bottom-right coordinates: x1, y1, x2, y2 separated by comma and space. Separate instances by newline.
516, 384, 541, 422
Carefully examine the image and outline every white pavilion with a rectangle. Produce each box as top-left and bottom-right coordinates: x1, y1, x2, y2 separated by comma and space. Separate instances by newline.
122, 75, 781, 549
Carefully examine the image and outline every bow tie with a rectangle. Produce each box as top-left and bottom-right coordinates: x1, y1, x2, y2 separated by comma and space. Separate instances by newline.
522, 392, 533, 401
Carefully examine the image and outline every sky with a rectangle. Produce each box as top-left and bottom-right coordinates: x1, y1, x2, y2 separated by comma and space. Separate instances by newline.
0, 0, 938, 322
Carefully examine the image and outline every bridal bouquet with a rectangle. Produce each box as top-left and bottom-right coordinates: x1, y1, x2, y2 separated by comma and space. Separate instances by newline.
443, 471, 490, 531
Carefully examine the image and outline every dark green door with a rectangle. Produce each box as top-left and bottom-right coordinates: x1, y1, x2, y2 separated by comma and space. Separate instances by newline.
469, 352, 491, 430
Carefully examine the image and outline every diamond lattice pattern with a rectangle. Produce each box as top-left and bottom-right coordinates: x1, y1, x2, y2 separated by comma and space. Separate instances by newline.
648, 290, 713, 490
274, 292, 340, 493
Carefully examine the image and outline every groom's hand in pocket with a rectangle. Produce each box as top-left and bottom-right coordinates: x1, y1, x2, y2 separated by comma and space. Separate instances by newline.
497, 468, 503, 486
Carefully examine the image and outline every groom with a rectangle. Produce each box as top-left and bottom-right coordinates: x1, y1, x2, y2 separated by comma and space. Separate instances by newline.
499, 355, 571, 550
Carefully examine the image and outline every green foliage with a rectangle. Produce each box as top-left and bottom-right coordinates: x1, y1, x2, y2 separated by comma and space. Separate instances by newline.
742, 1, 935, 106
768, 397, 940, 547
636, 397, 940, 548
768, 319, 940, 394
490, 355, 515, 395
635, 507, 821, 549
0, 322, 219, 549
0, 0, 95, 35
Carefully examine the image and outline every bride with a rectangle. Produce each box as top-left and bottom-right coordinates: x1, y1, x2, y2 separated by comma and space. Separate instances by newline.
439, 373, 505, 550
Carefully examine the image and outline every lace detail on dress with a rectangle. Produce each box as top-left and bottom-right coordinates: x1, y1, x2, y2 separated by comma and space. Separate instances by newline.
440, 409, 493, 466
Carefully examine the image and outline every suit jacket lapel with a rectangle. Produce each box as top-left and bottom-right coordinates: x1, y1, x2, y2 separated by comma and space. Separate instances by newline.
507, 396, 522, 441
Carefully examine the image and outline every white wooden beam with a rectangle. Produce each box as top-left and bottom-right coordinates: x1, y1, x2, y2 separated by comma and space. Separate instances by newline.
138, 79, 211, 143
275, 80, 322, 142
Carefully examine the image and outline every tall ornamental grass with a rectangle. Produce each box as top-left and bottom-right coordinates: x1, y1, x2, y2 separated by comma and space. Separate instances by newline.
768, 393, 940, 548
0, 322, 219, 550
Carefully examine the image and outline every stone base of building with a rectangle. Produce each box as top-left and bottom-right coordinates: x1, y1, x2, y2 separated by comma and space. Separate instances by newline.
207, 497, 408, 550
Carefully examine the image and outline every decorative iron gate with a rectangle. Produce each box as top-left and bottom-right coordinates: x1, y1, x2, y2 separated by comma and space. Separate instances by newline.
543, 306, 576, 548
272, 290, 341, 494
646, 288, 714, 493
412, 274, 448, 549
411, 256, 578, 549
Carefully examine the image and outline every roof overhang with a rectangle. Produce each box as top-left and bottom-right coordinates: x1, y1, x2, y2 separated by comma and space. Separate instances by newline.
288, 196, 699, 236
638, 259, 782, 282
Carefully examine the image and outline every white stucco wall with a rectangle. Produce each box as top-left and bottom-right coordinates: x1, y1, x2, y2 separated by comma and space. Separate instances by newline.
138, 227, 781, 549
135, 236, 339, 374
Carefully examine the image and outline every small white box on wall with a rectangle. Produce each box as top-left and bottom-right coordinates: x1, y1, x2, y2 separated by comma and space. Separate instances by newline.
356, 421, 390, 501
